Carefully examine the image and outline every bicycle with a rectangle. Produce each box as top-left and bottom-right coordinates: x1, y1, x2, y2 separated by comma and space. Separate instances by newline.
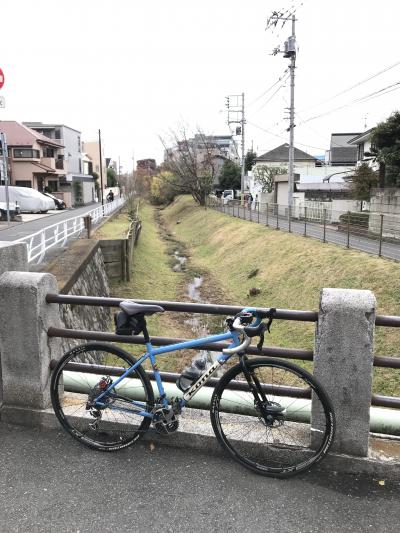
50, 301, 335, 478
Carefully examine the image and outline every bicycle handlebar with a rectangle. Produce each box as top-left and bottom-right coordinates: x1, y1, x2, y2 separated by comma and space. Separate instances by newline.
222, 334, 252, 355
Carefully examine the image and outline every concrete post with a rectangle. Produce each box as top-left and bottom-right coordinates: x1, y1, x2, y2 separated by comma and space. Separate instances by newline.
0, 242, 28, 408
0, 241, 28, 276
0, 271, 62, 426
313, 288, 376, 456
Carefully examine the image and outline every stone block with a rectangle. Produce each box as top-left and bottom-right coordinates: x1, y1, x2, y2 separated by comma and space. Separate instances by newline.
313, 288, 376, 456
0, 241, 28, 276
0, 272, 62, 420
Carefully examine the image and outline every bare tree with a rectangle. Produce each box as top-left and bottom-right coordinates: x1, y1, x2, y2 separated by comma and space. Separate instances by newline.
160, 128, 218, 205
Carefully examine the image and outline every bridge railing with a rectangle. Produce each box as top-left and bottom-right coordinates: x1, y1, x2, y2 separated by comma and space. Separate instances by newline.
14, 196, 125, 264
0, 266, 399, 458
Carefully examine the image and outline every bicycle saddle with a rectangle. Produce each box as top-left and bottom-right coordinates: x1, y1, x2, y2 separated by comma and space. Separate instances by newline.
119, 300, 165, 316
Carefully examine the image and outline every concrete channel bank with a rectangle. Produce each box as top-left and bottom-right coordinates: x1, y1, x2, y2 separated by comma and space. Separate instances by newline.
0, 241, 399, 478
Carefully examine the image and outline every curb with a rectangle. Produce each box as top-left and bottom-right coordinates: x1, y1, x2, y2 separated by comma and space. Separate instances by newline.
2, 406, 400, 480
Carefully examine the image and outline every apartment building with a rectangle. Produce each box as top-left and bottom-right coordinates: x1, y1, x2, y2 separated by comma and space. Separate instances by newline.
24, 122, 96, 206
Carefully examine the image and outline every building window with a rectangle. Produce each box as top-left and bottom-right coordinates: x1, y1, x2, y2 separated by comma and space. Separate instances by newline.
78, 136, 81, 152
43, 147, 55, 158
15, 180, 32, 187
46, 181, 58, 192
79, 159, 82, 173
55, 129, 61, 139
13, 148, 40, 159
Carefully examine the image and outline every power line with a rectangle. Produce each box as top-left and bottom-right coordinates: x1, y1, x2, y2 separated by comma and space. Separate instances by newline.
248, 120, 327, 152
247, 68, 289, 107
299, 60, 400, 114
248, 73, 290, 117
299, 81, 400, 126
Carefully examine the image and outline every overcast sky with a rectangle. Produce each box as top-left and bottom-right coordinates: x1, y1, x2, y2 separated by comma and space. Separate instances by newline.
1, 0, 399, 171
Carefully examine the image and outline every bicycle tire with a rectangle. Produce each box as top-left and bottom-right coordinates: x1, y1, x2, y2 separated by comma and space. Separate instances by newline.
51, 342, 154, 451
210, 357, 335, 477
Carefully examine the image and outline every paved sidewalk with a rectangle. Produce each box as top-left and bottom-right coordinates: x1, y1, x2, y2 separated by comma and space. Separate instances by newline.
1, 422, 400, 533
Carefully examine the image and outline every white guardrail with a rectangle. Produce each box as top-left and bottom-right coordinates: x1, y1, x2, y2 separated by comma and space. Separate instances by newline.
15, 196, 126, 264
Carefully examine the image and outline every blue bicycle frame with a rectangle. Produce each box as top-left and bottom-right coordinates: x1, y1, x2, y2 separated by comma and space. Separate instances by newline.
94, 329, 244, 418
94, 307, 262, 418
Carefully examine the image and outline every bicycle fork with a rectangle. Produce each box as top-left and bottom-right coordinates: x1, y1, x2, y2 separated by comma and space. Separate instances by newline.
239, 355, 286, 426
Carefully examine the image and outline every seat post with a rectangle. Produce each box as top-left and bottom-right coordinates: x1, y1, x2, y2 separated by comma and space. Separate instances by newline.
142, 321, 150, 344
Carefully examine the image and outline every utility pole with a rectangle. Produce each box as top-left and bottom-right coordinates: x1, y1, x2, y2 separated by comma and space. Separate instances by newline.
226, 93, 246, 195
0, 132, 10, 225
269, 12, 297, 208
98, 129, 104, 206
241, 92, 245, 194
288, 15, 296, 209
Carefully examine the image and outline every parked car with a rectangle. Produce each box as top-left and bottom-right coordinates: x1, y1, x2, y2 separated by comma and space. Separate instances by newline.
42, 191, 66, 210
0, 186, 55, 213
0, 200, 21, 221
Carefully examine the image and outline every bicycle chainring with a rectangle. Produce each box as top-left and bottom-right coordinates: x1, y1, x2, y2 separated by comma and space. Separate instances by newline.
152, 407, 179, 435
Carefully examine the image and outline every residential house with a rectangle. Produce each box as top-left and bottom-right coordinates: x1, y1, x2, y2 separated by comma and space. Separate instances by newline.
137, 159, 157, 173
252, 144, 319, 205
25, 122, 95, 206
327, 133, 360, 166
0, 120, 65, 191
347, 129, 378, 169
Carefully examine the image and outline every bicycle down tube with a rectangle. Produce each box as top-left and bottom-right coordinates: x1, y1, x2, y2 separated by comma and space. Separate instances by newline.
95, 330, 241, 414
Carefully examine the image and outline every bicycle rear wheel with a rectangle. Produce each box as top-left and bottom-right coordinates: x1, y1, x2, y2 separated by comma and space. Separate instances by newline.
51, 343, 154, 451
210, 357, 335, 477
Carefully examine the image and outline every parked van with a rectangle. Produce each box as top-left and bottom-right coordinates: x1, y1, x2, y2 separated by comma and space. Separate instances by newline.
222, 189, 240, 205
0, 186, 55, 213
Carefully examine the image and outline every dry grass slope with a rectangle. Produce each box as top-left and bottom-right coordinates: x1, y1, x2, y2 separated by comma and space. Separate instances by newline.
162, 196, 400, 396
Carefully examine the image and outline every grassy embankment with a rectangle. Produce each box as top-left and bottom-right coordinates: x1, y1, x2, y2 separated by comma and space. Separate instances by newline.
160, 196, 400, 397
97, 198, 400, 396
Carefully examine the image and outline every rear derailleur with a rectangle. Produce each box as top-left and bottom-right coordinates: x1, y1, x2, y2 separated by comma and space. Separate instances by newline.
86, 376, 114, 430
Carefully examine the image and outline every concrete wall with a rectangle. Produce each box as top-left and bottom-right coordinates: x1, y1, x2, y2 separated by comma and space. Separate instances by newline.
45, 239, 112, 352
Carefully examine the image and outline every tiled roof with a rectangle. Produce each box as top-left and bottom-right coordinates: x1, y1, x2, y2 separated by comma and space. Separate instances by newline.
0, 121, 64, 148
256, 143, 316, 162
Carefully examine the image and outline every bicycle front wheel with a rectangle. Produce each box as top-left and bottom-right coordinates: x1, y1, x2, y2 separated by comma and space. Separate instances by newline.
51, 343, 154, 451
210, 358, 335, 477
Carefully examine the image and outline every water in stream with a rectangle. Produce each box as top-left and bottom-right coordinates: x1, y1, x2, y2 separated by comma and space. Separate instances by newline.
172, 251, 221, 373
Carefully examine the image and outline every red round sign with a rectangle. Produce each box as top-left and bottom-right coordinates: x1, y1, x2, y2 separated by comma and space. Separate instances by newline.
0, 68, 4, 89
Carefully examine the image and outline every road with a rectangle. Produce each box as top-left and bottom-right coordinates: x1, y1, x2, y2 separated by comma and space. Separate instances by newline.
0, 422, 399, 533
217, 205, 400, 261
0, 204, 98, 242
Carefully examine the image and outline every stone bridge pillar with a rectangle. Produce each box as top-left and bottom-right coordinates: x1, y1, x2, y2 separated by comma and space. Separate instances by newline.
313, 288, 376, 456
0, 271, 62, 426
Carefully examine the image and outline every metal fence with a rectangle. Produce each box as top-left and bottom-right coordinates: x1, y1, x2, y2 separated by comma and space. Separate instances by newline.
209, 198, 400, 261
15, 196, 125, 264
45, 294, 400, 413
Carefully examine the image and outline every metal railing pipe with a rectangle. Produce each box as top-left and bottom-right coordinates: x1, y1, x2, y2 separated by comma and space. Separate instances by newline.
45, 294, 319, 322
47, 327, 314, 361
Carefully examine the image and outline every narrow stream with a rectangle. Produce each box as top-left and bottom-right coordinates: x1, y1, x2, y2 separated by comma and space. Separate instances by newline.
172, 250, 221, 373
